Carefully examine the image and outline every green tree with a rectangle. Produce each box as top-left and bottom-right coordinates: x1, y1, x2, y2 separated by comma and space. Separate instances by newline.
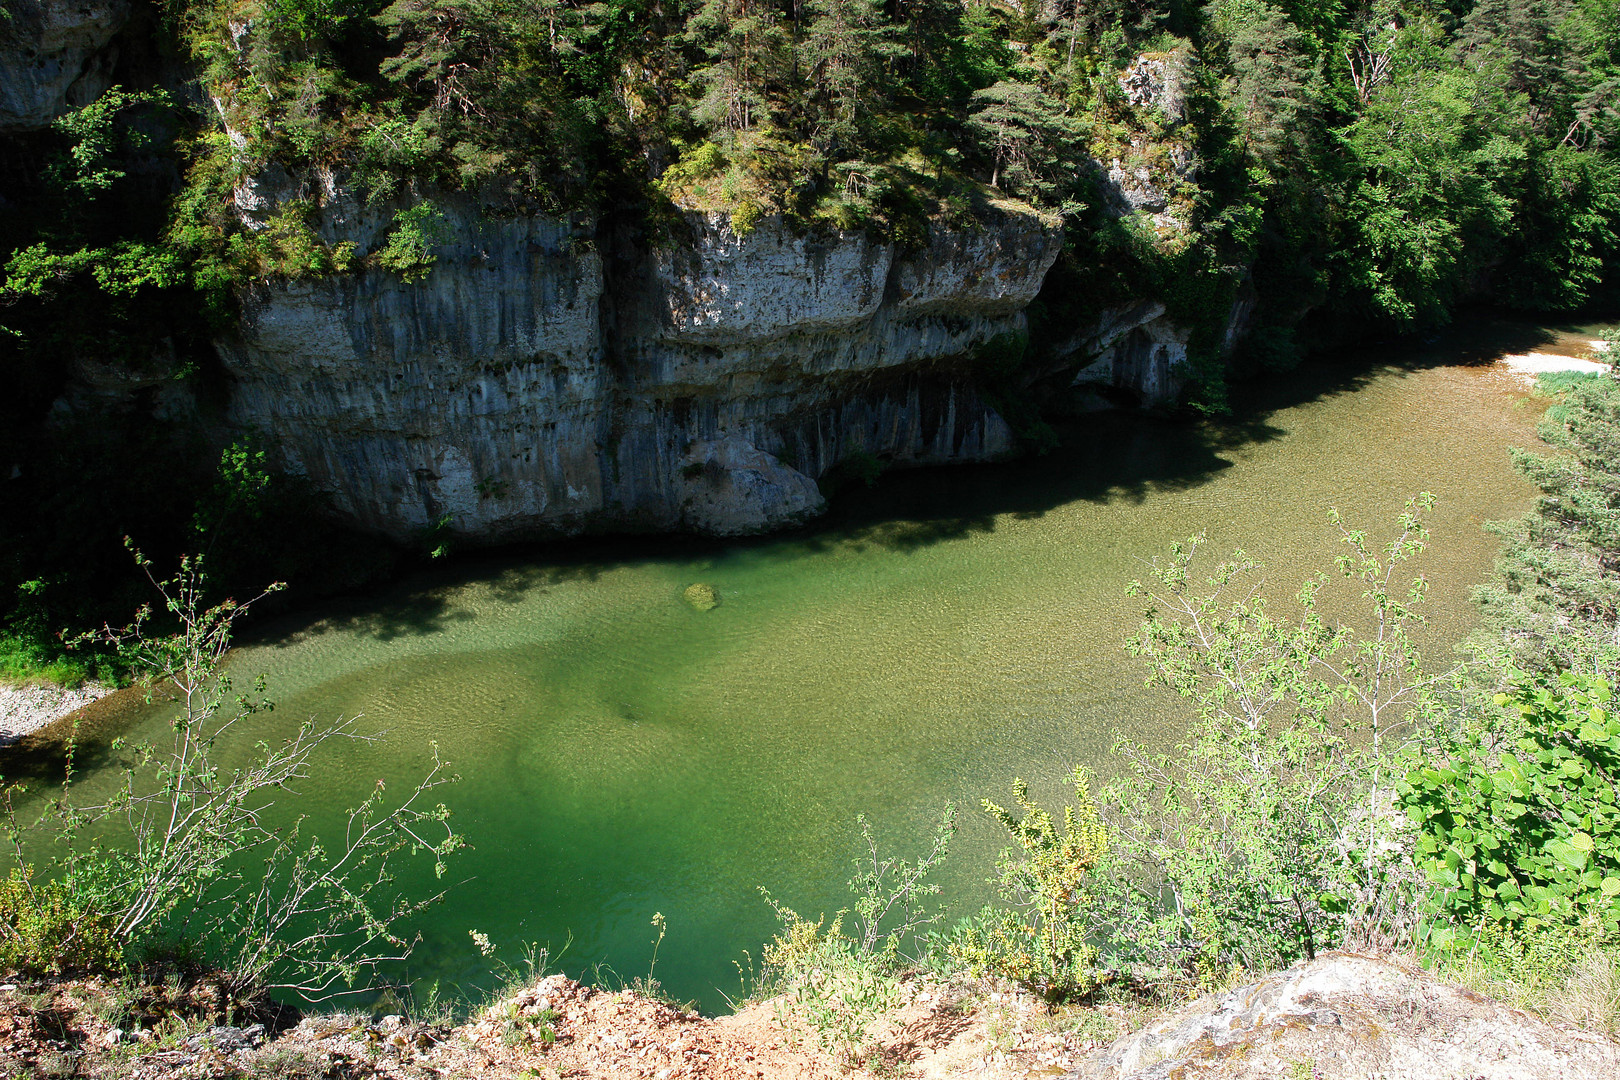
1475, 372, 1620, 673
1097, 495, 1446, 979
1211, 0, 1321, 173
685, 0, 789, 135
966, 80, 1088, 206
797, 0, 901, 155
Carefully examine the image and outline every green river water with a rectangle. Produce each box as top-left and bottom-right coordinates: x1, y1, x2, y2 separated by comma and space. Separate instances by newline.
57, 321, 1600, 1013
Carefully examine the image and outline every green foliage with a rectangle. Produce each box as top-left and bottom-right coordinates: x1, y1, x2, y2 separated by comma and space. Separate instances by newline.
1401, 671, 1620, 947
50, 87, 171, 198
945, 773, 1107, 1000
376, 202, 449, 282
1474, 372, 1620, 671
760, 904, 903, 1067
0, 549, 462, 997
244, 205, 359, 279
759, 807, 953, 1064
1098, 496, 1443, 980
966, 81, 1089, 210
1208, 0, 1319, 173
0, 869, 125, 975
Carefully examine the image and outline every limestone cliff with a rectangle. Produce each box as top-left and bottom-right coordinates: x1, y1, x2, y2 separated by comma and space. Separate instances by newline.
0, 0, 130, 133
219, 199, 1063, 540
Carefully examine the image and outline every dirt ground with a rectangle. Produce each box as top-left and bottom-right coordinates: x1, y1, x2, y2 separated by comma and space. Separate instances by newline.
0, 953, 1615, 1080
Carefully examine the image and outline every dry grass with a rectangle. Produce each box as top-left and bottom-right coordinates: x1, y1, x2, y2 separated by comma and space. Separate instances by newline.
1437, 944, 1620, 1035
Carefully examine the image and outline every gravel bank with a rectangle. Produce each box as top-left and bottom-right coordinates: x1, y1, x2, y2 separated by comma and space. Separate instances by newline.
0, 682, 115, 744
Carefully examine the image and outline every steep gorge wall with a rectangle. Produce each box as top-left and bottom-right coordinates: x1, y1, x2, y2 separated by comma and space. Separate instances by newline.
0, 0, 130, 133
220, 199, 1065, 540
3, 5, 1228, 543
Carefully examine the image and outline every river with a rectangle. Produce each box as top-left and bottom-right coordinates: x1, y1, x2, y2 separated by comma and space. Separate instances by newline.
47, 319, 1599, 1012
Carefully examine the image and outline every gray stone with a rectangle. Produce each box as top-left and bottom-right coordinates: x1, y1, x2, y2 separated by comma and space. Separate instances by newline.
0, 1, 131, 133
1076, 952, 1620, 1079
218, 196, 1058, 542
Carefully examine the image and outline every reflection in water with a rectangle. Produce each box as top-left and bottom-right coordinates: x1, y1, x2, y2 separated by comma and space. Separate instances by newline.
46, 320, 1582, 1012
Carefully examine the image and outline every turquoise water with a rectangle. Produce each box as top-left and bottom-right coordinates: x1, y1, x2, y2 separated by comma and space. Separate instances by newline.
57, 325, 1584, 1012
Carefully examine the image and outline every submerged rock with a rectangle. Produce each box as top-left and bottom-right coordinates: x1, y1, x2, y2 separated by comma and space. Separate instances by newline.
682, 583, 719, 611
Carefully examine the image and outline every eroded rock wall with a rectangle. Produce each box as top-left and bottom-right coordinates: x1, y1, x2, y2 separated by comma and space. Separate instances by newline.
220, 202, 1062, 540
0, 0, 130, 133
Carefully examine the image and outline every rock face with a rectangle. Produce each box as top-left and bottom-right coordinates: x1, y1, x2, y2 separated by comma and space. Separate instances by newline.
1066, 301, 1192, 403
0, 0, 131, 132
1099, 50, 1200, 236
1077, 952, 1620, 1079
219, 199, 1062, 540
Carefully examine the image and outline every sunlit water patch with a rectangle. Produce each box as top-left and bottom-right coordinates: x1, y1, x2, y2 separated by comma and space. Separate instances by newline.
59, 320, 1590, 1012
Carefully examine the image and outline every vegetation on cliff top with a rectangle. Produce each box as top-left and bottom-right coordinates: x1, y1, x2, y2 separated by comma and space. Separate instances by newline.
4, 0, 1620, 673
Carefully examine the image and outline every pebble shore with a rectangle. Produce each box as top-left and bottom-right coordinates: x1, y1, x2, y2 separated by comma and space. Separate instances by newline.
0, 682, 114, 744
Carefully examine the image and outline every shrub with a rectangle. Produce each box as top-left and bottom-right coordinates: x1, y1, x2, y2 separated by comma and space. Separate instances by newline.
244, 203, 357, 279
1402, 670, 1620, 948
760, 904, 903, 1066
376, 202, 450, 283
0, 547, 462, 999
944, 773, 1107, 1000
1095, 497, 1443, 982
759, 806, 953, 1064
657, 142, 729, 203
0, 868, 124, 974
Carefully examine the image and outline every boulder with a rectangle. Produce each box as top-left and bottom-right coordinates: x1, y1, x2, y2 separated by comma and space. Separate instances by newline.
1077, 952, 1620, 1079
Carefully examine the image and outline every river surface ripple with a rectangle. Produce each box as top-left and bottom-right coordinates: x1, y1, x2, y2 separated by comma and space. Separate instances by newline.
71, 321, 1597, 1011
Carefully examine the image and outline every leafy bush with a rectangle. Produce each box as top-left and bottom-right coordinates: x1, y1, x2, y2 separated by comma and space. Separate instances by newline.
759, 806, 953, 1064
761, 906, 903, 1066
244, 204, 358, 279
944, 773, 1107, 1000
376, 202, 450, 282
1402, 671, 1620, 948
0, 868, 124, 974
1474, 372, 1620, 672
1095, 497, 1443, 982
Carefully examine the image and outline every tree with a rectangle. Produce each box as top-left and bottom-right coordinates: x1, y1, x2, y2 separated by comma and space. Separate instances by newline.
1211, 0, 1321, 173
685, 0, 789, 135
966, 80, 1088, 206
797, 0, 901, 155
1095, 496, 1448, 981
1475, 372, 1620, 673
0, 546, 461, 1000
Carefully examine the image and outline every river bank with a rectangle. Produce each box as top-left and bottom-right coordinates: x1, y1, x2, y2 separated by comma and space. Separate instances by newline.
0, 681, 114, 746
4, 952, 1615, 1080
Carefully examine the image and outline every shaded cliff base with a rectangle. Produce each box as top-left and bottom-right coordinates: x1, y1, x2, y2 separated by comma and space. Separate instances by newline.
4, 952, 1616, 1080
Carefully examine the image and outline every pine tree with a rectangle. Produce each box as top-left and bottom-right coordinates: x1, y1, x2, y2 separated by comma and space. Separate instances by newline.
685, 0, 789, 134
797, 0, 902, 154
966, 79, 1087, 203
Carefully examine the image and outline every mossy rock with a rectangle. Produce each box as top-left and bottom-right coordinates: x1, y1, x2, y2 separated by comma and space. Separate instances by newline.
683, 583, 719, 611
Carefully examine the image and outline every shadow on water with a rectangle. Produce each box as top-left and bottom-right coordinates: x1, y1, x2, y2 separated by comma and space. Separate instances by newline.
223, 314, 1566, 649
799, 316, 1554, 556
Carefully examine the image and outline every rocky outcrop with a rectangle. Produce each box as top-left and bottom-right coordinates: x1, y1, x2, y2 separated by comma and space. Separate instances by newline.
219, 199, 1062, 541
1078, 952, 1620, 1080
1065, 301, 1192, 404
0, 0, 130, 132
1098, 50, 1200, 236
